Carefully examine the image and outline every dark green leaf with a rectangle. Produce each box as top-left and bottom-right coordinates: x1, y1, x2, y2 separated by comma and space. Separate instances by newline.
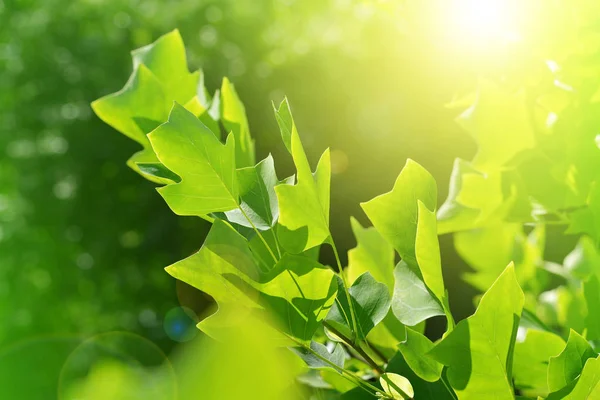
325, 272, 391, 340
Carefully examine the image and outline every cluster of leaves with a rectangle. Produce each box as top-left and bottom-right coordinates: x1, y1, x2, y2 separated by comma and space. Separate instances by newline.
95, 27, 600, 400
433, 1, 600, 398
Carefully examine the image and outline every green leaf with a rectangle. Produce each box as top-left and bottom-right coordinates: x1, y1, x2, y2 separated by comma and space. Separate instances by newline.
457, 79, 535, 171
165, 220, 336, 342
136, 162, 181, 185
92, 30, 207, 182
430, 264, 524, 399
325, 272, 391, 341
456, 224, 547, 294
347, 217, 395, 294
454, 224, 520, 290
365, 311, 409, 360
259, 254, 338, 342
437, 159, 514, 234
291, 341, 345, 372
164, 219, 262, 339
548, 330, 597, 393
547, 355, 600, 399
131, 29, 199, 104
361, 159, 436, 268
274, 98, 331, 253
415, 201, 446, 304
380, 373, 414, 400
220, 77, 255, 167
512, 330, 565, 397
225, 155, 280, 230
398, 327, 443, 382
148, 103, 239, 216
387, 352, 455, 400
391, 261, 444, 327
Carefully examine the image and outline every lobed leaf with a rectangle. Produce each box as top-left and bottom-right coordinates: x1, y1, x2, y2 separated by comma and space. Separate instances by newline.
391, 261, 444, 327
274, 98, 331, 253
398, 327, 443, 382
325, 272, 391, 341
429, 264, 524, 399
148, 103, 239, 216
361, 159, 436, 268
220, 78, 255, 167
291, 341, 345, 372
512, 330, 565, 397
346, 217, 395, 294
548, 330, 597, 393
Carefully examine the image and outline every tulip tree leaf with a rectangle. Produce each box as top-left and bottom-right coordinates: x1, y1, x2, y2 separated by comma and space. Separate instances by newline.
398, 327, 443, 382
220, 77, 255, 167
291, 341, 345, 372
387, 352, 455, 400
166, 220, 336, 342
547, 355, 600, 399
346, 217, 395, 293
361, 159, 437, 268
164, 220, 262, 340
225, 155, 280, 231
148, 103, 239, 216
274, 98, 331, 253
437, 158, 514, 234
512, 330, 565, 397
259, 254, 338, 342
415, 201, 447, 306
325, 272, 391, 341
136, 162, 181, 185
430, 264, 524, 399
391, 261, 444, 327
380, 373, 414, 400
548, 330, 597, 393
457, 79, 535, 171
92, 30, 216, 183
131, 29, 199, 104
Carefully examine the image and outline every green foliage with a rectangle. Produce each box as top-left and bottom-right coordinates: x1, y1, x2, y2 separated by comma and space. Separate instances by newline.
93, 14, 600, 399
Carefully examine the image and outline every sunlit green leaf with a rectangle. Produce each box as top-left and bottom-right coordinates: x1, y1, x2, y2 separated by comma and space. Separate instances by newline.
361, 159, 436, 267
274, 98, 331, 253
347, 217, 395, 294
148, 103, 239, 216
391, 261, 444, 327
547, 355, 600, 399
457, 79, 535, 171
387, 352, 455, 400
548, 330, 596, 393
430, 264, 524, 399
225, 155, 280, 230
380, 373, 414, 400
512, 329, 565, 397
415, 201, 446, 304
220, 77, 255, 167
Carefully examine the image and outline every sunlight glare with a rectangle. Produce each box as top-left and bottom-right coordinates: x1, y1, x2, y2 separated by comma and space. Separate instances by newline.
451, 0, 520, 46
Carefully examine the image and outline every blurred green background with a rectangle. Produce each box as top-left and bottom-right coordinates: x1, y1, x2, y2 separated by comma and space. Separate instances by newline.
0, 0, 499, 397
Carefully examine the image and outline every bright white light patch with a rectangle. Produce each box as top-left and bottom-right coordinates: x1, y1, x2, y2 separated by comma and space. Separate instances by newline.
451, 0, 520, 45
